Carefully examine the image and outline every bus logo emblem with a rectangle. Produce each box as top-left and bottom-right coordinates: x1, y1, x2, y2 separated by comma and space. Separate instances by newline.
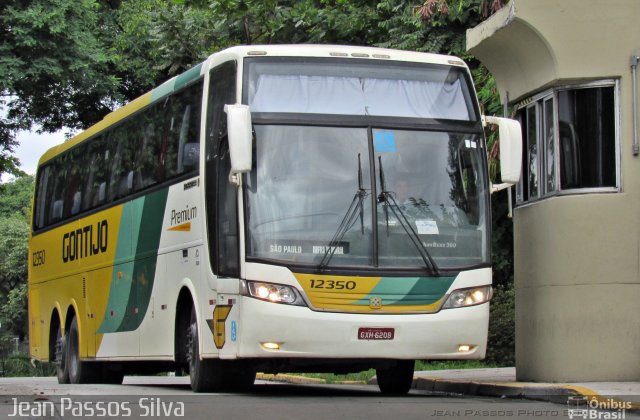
369, 297, 382, 309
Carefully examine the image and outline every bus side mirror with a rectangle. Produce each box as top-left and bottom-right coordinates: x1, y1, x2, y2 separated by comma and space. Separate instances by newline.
225, 104, 253, 175
484, 116, 523, 193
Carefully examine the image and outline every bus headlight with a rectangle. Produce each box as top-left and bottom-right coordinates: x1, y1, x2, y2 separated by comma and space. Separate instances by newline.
442, 286, 492, 309
244, 281, 306, 306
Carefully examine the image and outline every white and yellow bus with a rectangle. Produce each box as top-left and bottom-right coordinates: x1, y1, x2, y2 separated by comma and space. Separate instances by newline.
28, 45, 521, 394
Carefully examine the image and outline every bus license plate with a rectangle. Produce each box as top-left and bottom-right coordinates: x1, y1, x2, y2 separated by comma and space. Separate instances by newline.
358, 328, 394, 340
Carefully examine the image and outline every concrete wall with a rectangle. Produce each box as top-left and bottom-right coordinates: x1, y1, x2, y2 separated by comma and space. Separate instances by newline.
468, 0, 640, 381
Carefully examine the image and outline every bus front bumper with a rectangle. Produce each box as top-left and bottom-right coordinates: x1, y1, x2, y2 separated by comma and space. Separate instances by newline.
233, 297, 489, 360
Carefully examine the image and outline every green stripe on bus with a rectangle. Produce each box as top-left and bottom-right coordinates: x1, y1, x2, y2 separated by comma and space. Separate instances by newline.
117, 187, 169, 332
151, 79, 175, 102
97, 201, 142, 334
98, 188, 169, 334
352, 276, 455, 306
150, 62, 203, 102
174, 62, 203, 90
391, 276, 455, 305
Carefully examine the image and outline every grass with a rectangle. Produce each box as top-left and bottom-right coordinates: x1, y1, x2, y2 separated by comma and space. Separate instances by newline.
289, 360, 498, 384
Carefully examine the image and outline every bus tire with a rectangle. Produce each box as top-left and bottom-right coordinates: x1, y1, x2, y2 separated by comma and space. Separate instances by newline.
55, 323, 70, 384
66, 317, 100, 384
187, 308, 221, 392
376, 360, 415, 395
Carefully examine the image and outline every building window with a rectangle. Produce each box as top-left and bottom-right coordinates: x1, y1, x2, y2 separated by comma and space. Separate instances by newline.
516, 81, 618, 204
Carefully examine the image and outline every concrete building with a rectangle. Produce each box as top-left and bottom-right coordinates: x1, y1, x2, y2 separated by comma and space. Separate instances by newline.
467, 0, 640, 381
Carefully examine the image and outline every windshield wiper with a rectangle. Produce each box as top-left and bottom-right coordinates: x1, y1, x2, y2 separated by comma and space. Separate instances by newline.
377, 156, 440, 276
318, 154, 368, 271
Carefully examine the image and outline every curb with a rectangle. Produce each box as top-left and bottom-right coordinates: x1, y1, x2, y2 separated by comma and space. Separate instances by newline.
412, 377, 640, 411
256, 373, 327, 385
256, 373, 368, 386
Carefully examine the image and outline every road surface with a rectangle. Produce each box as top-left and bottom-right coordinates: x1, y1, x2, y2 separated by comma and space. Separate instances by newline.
0, 376, 634, 420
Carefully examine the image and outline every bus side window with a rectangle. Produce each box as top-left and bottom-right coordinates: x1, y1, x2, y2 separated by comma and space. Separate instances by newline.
180, 84, 202, 172
108, 121, 139, 201
47, 158, 67, 225
163, 98, 179, 179
136, 106, 165, 190
164, 82, 203, 180
64, 145, 87, 218
34, 165, 51, 230
83, 135, 110, 211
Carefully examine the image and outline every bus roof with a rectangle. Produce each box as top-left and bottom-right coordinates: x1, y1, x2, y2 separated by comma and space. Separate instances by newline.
37, 45, 468, 167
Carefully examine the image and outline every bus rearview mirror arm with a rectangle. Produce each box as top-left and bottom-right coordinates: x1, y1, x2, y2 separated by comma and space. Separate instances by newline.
483, 115, 523, 194
225, 104, 253, 186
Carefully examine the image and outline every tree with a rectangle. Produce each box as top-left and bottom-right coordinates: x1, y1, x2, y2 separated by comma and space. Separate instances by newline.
0, 284, 28, 342
0, 0, 123, 175
0, 175, 33, 218
0, 176, 32, 341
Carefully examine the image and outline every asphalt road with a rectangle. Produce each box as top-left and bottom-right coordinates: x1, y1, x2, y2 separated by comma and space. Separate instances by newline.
0, 376, 635, 420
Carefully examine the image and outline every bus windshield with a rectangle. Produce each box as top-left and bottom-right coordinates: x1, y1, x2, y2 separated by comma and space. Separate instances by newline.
245, 58, 476, 120
243, 58, 488, 272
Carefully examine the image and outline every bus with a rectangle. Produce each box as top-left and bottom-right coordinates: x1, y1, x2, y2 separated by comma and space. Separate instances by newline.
28, 45, 522, 394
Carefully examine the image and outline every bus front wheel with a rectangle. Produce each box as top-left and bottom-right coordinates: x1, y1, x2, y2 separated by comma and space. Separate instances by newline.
376, 360, 415, 395
187, 308, 221, 392
186, 308, 255, 392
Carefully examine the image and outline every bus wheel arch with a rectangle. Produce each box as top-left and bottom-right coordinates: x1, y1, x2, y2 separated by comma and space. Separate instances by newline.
175, 286, 196, 370
64, 304, 77, 334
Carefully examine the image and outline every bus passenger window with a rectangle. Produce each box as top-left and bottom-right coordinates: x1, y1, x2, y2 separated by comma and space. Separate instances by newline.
136, 107, 164, 189
34, 166, 51, 229
83, 135, 111, 210
47, 159, 67, 225
64, 145, 87, 218
165, 83, 203, 179
108, 122, 138, 201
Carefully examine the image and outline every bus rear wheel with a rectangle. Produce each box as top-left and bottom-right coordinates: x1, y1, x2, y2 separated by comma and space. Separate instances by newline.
67, 317, 100, 384
376, 360, 415, 395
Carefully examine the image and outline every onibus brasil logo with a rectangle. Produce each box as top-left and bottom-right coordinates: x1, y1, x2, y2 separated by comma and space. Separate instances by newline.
567, 396, 631, 419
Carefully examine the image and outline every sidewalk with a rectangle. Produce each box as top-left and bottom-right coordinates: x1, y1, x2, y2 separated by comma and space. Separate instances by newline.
412, 368, 640, 409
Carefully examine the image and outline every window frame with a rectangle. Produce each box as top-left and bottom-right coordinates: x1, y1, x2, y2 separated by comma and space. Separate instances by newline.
204, 60, 239, 278
515, 79, 620, 206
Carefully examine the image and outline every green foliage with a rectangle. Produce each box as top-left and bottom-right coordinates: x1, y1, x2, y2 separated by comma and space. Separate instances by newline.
0, 176, 32, 341
491, 190, 513, 289
0, 284, 28, 341
1, 0, 122, 131
0, 175, 34, 218
1, 353, 31, 377
485, 284, 515, 366
0, 215, 29, 296
0, 214, 29, 344
0, 352, 55, 377
0, 121, 23, 177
